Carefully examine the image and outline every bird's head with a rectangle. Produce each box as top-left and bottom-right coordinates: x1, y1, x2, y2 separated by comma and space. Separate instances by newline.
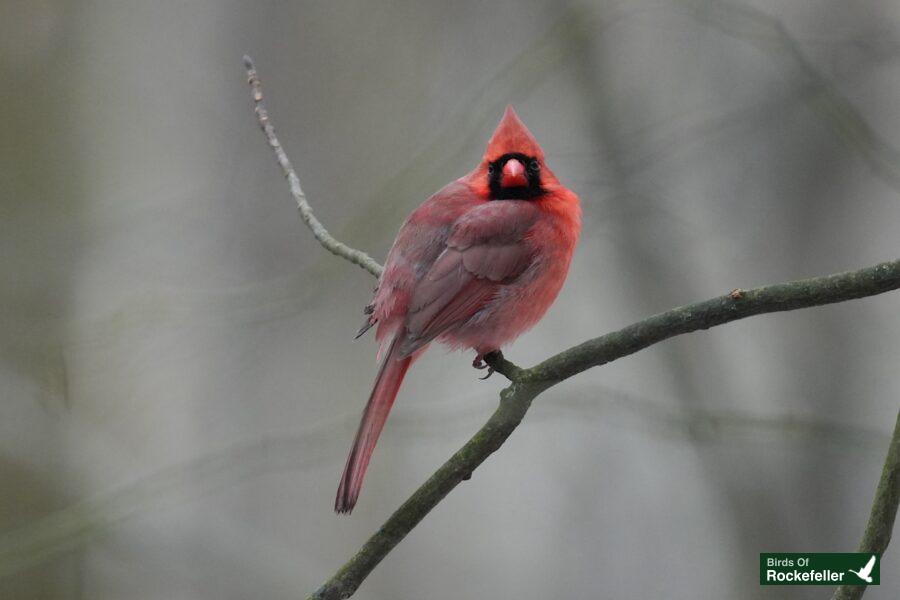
470, 105, 558, 200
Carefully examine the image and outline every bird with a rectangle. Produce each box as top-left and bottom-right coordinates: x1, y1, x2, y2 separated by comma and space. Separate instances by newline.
335, 106, 582, 513
848, 555, 876, 583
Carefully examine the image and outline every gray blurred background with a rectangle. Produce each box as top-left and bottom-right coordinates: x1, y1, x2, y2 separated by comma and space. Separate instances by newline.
2, 0, 900, 598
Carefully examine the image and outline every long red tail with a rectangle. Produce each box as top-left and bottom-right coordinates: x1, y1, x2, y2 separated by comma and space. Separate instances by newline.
335, 340, 412, 514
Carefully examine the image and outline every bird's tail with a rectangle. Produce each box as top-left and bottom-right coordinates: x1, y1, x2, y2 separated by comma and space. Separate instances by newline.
335, 337, 412, 514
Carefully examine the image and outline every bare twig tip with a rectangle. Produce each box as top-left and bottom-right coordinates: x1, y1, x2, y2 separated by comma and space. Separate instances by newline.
243, 55, 384, 279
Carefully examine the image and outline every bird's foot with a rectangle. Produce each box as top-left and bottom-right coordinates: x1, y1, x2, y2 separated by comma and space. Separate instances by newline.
472, 351, 502, 380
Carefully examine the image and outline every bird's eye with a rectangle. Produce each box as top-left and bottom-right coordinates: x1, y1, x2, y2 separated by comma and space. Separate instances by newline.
528, 159, 540, 172
487, 164, 495, 175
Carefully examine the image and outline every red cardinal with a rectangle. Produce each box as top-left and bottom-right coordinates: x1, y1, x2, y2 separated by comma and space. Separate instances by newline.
336, 106, 581, 513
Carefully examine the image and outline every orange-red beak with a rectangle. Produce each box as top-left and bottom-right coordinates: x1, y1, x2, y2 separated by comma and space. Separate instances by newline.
501, 158, 528, 187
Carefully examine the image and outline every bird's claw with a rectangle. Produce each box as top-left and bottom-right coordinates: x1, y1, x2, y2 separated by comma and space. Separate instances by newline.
473, 351, 501, 380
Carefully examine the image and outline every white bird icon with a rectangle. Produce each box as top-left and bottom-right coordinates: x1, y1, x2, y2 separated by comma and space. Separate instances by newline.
848, 555, 877, 583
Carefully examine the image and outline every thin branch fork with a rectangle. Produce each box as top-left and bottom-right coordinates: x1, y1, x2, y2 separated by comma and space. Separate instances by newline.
243, 56, 900, 600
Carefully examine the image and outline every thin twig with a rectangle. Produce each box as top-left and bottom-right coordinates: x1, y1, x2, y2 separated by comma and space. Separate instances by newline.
832, 409, 900, 600
243, 58, 900, 600
243, 55, 383, 278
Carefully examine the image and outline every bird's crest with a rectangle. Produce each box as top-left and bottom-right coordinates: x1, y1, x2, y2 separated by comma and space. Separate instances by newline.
483, 105, 544, 162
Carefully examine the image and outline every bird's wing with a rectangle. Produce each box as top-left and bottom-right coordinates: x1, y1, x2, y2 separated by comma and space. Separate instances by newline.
397, 201, 540, 356
361, 181, 481, 340
862, 555, 876, 575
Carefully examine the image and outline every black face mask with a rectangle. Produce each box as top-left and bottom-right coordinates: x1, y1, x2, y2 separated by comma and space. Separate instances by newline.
488, 153, 544, 200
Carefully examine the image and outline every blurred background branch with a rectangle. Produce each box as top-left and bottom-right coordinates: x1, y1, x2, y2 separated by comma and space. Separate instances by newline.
4, 385, 882, 582
684, 0, 900, 191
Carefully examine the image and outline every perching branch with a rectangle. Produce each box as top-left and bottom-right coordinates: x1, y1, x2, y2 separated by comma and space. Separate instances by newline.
243, 57, 900, 600
307, 261, 900, 600
832, 410, 900, 600
243, 55, 383, 278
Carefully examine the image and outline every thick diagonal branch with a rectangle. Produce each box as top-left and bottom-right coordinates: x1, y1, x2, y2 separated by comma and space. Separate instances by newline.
243, 56, 900, 600
832, 409, 900, 600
